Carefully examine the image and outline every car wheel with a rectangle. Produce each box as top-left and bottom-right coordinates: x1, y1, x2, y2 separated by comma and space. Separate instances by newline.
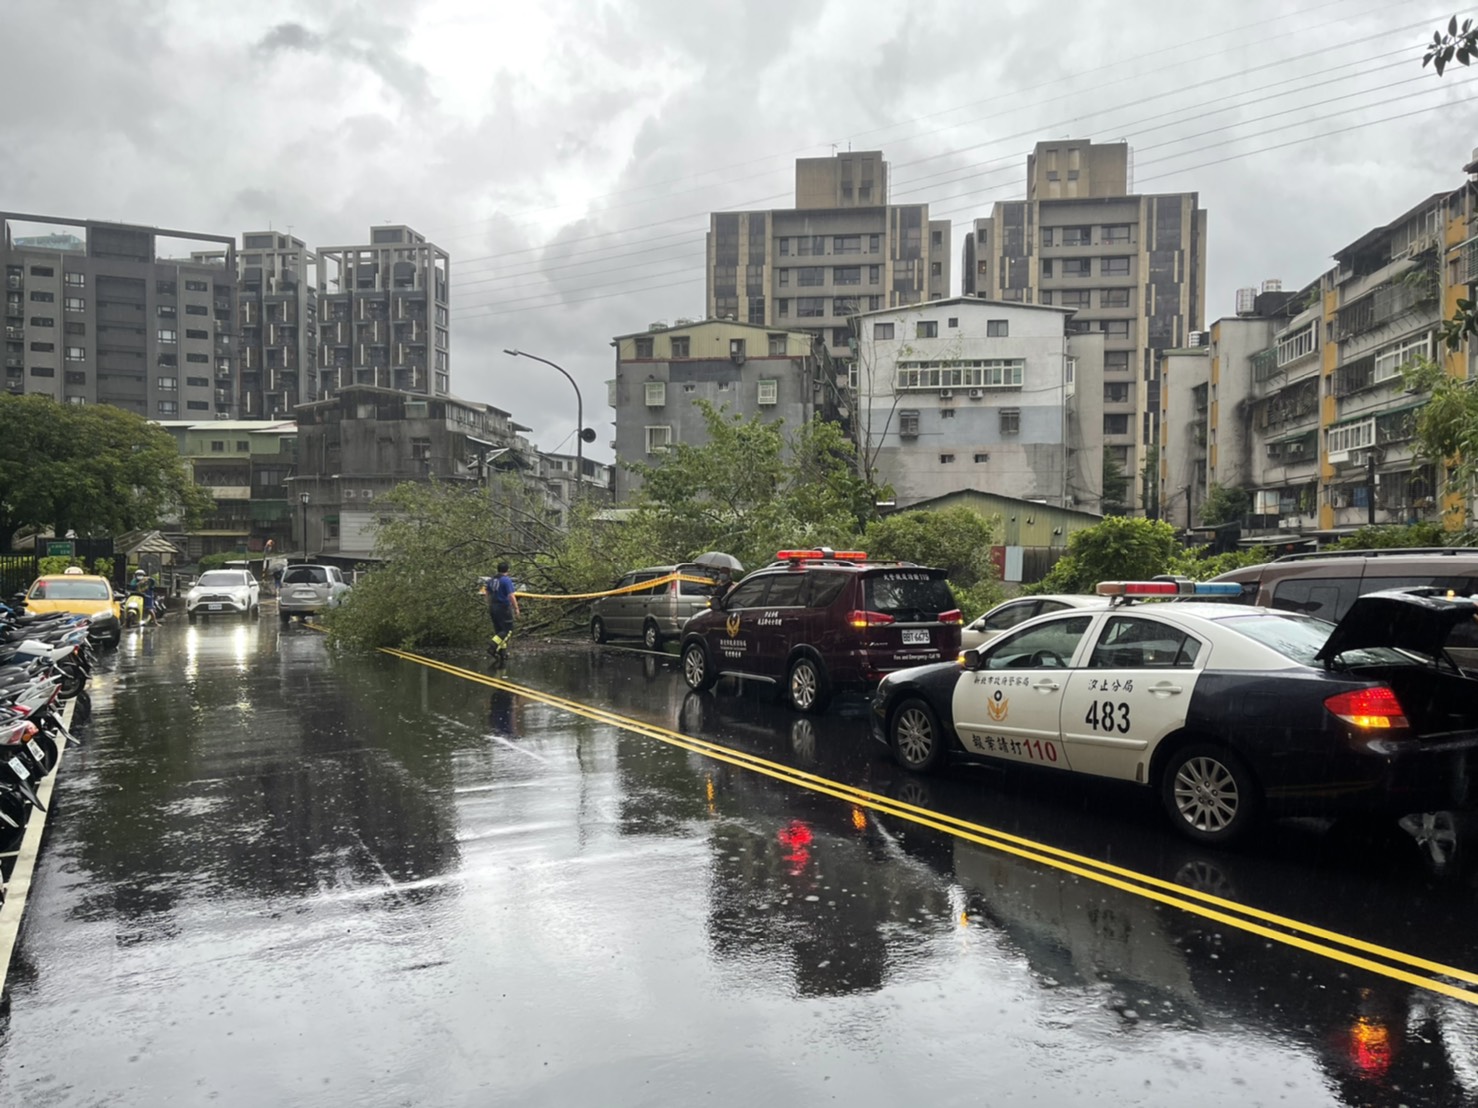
890, 697, 947, 773
1161, 743, 1260, 845
682, 641, 717, 692
642, 621, 663, 652
591, 616, 608, 644
786, 655, 830, 714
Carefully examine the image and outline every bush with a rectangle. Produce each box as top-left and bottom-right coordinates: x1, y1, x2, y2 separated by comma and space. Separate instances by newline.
1025, 517, 1179, 594
37, 555, 76, 576
1325, 523, 1454, 550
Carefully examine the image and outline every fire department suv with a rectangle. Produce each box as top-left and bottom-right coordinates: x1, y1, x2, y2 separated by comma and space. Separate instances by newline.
870, 580, 1478, 843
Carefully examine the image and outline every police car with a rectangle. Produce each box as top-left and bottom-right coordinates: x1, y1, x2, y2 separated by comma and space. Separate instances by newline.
870, 579, 1478, 843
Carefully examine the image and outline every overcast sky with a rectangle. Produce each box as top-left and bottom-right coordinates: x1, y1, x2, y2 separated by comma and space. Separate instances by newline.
4, 0, 1477, 460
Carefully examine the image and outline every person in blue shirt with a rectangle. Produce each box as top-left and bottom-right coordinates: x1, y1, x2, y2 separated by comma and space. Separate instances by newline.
485, 561, 520, 659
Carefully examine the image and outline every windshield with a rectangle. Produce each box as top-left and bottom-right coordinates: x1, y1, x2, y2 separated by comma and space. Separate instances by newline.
198, 571, 248, 587
29, 579, 110, 601
864, 571, 955, 621
282, 567, 329, 585
1220, 613, 1412, 666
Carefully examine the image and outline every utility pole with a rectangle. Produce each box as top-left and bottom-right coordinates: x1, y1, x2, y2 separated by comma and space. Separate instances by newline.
1366, 450, 1377, 526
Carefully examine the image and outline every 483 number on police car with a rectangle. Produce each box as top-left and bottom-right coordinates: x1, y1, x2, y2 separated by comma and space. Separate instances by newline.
1084, 700, 1131, 734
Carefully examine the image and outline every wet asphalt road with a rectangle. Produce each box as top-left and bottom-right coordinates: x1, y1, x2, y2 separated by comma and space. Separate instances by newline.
3, 618, 1478, 1106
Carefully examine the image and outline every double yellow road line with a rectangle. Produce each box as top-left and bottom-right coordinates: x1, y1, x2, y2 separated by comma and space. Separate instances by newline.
383, 646, 1478, 1006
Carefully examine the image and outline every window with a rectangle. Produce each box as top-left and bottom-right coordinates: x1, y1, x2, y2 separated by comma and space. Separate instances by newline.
158, 353, 177, 367
158, 329, 177, 344
832, 297, 858, 315
65, 272, 85, 287
831, 326, 851, 346
157, 400, 178, 416
1277, 323, 1317, 367
1041, 260, 1053, 278
974, 452, 990, 463
749, 298, 766, 325
797, 236, 825, 256
768, 333, 787, 355
874, 322, 895, 340
186, 376, 208, 387
1104, 414, 1131, 435
186, 352, 208, 362
64, 296, 85, 312
1101, 320, 1130, 338
185, 279, 209, 292
236, 440, 249, 451
1041, 228, 1054, 247
187, 400, 209, 411
1373, 333, 1431, 382
939, 453, 956, 464
778, 269, 789, 287
916, 321, 938, 339
868, 295, 881, 310
834, 266, 861, 286
931, 230, 943, 247
1060, 259, 1091, 277
833, 235, 861, 254
1089, 616, 1203, 669
158, 305, 177, 318
757, 379, 778, 406
29, 316, 54, 328
729, 338, 746, 358
65, 346, 84, 361
186, 328, 207, 340
645, 381, 666, 406
634, 336, 654, 358
1060, 226, 1091, 246
29, 341, 54, 352
899, 410, 920, 437
1327, 419, 1375, 457
410, 437, 432, 461
1100, 288, 1131, 308
858, 186, 872, 202
983, 616, 1094, 670
869, 265, 880, 285
29, 365, 54, 378
30, 291, 54, 302
895, 359, 1023, 390
1101, 257, 1131, 276
669, 336, 689, 358
869, 234, 881, 253
1269, 577, 1361, 622
778, 238, 790, 256
1102, 225, 1132, 244
1105, 350, 1131, 372
797, 297, 826, 318
999, 408, 1020, 434
777, 299, 789, 318
64, 321, 85, 335
978, 600, 1041, 632
645, 425, 672, 454
1058, 290, 1090, 308
987, 320, 1009, 337
157, 280, 176, 296
724, 577, 772, 609
209, 440, 225, 452
947, 317, 959, 328
157, 376, 178, 390
797, 266, 825, 286
1104, 382, 1130, 403
941, 408, 955, 419
29, 265, 54, 277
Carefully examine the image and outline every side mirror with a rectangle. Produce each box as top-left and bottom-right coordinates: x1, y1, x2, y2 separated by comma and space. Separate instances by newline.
961, 648, 982, 670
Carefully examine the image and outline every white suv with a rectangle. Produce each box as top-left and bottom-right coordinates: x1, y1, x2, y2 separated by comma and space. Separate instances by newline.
277, 564, 351, 622
186, 569, 261, 621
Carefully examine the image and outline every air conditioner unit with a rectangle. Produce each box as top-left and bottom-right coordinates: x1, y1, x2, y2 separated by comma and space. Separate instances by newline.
967, 388, 984, 399
939, 389, 954, 400
362, 489, 373, 500
344, 489, 356, 499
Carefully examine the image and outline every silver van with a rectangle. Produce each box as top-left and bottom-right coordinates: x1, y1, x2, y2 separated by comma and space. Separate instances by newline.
590, 563, 717, 650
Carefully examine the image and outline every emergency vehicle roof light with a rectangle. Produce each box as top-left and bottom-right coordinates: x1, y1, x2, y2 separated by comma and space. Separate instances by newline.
1096, 580, 1244, 597
776, 549, 868, 562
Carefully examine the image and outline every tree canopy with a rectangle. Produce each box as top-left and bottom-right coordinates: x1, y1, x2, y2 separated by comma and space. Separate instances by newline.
0, 394, 211, 545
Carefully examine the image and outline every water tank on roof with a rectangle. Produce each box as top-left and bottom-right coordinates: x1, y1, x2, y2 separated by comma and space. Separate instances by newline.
647, 321, 668, 332
1188, 331, 1208, 347
1235, 287, 1258, 316
1261, 279, 1283, 293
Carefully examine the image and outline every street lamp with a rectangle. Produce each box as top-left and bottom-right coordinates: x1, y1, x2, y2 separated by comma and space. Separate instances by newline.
503, 348, 596, 500
299, 492, 310, 557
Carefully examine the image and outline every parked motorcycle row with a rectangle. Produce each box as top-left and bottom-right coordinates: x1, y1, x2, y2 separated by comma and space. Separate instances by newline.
0, 599, 93, 885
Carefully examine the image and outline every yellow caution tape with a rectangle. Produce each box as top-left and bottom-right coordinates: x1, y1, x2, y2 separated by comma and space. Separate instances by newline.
506, 572, 722, 602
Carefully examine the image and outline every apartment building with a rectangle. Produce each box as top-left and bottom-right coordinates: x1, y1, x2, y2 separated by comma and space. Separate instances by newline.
1162, 183, 1475, 540
317, 226, 450, 400
963, 141, 1207, 509
608, 318, 834, 500
3, 213, 238, 419
194, 232, 321, 419
850, 298, 1104, 511
705, 152, 950, 364
155, 419, 297, 559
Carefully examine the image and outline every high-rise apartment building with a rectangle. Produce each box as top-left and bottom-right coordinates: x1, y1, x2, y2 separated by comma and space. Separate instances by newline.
194, 232, 321, 418
317, 225, 450, 399
705, 152, 950, 363
3, 213, 238, 419
964, 141, 1207, 509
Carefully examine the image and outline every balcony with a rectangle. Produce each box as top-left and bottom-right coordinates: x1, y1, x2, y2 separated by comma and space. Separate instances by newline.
5, 275, 22, 289
1465, 238, 1478, 285
1334, 280, 1427, 342
1251, 347, 1279, 382
5, 326, 23, 341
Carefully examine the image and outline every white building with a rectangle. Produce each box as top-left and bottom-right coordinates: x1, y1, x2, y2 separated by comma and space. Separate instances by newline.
851, 297, 1104, 511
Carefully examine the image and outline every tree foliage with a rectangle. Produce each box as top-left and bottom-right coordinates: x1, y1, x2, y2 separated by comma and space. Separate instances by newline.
1325, 522, 1472, 550
0, 394, 211, 545
1025, 516, 1180, 594
1199, 483, 1251, 527
864, 506, 1004, 619
1101, 446, 1129, 515
1425, 15, 1478, 75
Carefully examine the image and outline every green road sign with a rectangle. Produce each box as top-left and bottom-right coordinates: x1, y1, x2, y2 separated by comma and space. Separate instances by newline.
46, 541, 75, 558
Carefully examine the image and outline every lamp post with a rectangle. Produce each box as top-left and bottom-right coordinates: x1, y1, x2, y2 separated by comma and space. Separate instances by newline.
299, 492, 310, 558
503, 348, 594, 500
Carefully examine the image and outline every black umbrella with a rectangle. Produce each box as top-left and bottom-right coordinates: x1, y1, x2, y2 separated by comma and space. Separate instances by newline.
692, 551, 744, 573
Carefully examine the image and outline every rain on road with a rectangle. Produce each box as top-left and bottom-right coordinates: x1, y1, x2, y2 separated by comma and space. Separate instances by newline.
2, 618, 1477, 1107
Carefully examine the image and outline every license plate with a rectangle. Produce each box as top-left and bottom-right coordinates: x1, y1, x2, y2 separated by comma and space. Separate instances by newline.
293, 589, 316, 599
25, 740, 42, 763
208, 604, 222, 611
8, 756, 28, 782
902, 629, 930, 645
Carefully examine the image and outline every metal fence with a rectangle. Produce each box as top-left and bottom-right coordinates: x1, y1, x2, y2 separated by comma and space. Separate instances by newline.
0, 554, 37, 600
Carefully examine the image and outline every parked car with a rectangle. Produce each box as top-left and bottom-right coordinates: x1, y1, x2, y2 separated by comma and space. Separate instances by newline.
680, 548, 962, 713
871, 579, 1478, 843
590, 562, 719, 650
1209, 548, 1478, 620
185, 569, 260, 621
21, 573, 121, 646
277, 564, 351, 622
961, 594, 1111, 650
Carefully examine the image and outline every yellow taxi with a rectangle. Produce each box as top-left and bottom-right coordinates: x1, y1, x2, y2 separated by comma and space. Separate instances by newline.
23, 570, 122, 646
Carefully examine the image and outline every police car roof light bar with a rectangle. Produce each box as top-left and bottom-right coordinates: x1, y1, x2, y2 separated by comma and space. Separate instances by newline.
1096, 580, 1244, 597
775, 549, 868, 562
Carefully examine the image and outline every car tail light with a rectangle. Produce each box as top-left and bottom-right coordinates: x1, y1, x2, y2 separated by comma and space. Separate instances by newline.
1325, 686, 1409, 730
938, 609, 962, 624
847, 610, 895, 629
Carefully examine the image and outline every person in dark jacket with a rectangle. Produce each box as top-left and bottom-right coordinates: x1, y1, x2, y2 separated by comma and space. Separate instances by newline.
486, 561, 520, 658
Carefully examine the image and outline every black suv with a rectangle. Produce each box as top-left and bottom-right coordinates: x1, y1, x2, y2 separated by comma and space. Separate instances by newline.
679, 549, 962, 713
